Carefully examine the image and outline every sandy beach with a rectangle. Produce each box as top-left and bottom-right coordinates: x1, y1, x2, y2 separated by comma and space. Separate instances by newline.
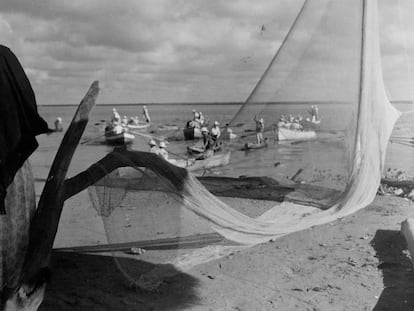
37, 193, 414, 311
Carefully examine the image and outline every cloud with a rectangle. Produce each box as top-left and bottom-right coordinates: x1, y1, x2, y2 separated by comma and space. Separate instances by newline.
0, 0, 414, 104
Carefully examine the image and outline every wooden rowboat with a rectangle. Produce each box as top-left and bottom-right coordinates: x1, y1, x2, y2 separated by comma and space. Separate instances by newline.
277, 127, 316, 141
126, 122, 151, 130
105, 132, 135, 145
187, 141, 223, 155
242, 139, 268, 150
169, 151, 231, 171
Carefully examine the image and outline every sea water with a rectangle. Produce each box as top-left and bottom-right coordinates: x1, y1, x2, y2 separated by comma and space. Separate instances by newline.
31, 102, 414, 192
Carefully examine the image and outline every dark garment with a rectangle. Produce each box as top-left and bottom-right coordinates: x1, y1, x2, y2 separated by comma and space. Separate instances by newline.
203, 134, 215, 151
0, 45, 49, 213
255, 120, 264, 133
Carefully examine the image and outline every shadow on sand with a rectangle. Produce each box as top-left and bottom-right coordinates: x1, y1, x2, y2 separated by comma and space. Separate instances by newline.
371, 229, 414, 311
40, 251, 201, 311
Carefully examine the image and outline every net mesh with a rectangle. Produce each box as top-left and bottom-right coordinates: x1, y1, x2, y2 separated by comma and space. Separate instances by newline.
81, 0, 403, 289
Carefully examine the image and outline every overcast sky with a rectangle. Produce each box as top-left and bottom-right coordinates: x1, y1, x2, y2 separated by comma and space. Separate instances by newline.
1, 0, 414, 105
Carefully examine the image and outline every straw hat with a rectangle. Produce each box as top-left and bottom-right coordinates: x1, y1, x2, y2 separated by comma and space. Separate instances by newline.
214, 121, 219, 126
201, 127, 209, 133
159, 141, 166, 148
149, 139, 156, 146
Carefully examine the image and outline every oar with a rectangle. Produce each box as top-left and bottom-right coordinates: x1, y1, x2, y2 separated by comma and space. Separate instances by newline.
290, 168, 303, 181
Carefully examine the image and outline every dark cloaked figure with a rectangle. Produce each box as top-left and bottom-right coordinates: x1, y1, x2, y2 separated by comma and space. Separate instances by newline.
0, 45, 49, 213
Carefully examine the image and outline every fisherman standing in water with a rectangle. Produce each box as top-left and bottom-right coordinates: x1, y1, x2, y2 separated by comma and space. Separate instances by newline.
254, 115, 265, 144
211, 121, 221, 141
143, 105, 151, 123
111, 108, 121, 124
199, 127, 215, 159
54, 117, 63, 132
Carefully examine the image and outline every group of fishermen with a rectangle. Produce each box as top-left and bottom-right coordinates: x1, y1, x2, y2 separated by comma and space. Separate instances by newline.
276, 105, 320, 131
107, 106, 151, 135
187, 109, 206, 129
149, 140, 169, 160
151, 118, 223, 161
276, 115, 304, 131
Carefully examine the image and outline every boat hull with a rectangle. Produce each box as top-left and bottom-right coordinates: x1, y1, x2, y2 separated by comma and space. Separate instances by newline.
183, 127, 202, 140
242, 141, 268, 150
187, 141, 223, 155
105, 132, 135, 145
170, 151, 231, 171
277, 127, 316, 141
126, 122, 151, 130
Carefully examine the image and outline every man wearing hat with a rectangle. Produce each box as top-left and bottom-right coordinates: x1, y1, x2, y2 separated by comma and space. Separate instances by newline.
211, 121, 221, 141
200, 127, 215, 159
111, 108, 121, 124
158, 141, 169, 160
254, 115, 265, 144
148, 139, 158, 154
143, 105, 151, 123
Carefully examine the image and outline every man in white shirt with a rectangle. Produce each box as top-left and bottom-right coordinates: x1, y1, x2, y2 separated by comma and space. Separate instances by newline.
211, 121, 221, 141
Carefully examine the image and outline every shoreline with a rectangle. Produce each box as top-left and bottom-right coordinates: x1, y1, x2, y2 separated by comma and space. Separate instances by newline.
38, 100, 414, 107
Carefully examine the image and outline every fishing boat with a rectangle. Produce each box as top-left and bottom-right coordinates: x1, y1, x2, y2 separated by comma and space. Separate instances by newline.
277, 127, 316, 141
125, 122, 151, 130
242, 138, 268, 150
187, 141, 223, 155
104, 124, 135, 144
169, 151, 231, 171
105, 132, 135, 145
183, 127, 203, 140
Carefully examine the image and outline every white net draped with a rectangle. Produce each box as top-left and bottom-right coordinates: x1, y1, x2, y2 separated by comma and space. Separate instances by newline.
88, 0, 402, 288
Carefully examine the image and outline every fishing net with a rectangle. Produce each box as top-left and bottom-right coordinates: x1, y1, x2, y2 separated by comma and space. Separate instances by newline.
81, 0, 405, 289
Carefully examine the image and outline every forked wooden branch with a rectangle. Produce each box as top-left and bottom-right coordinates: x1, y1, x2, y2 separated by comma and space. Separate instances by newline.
20, 81, 99, 284
63, 148, 188, 200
